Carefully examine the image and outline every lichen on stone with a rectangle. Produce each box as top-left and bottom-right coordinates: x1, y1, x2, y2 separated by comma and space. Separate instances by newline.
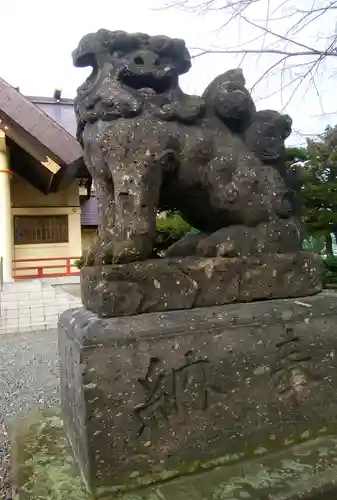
11, 408, 90, 500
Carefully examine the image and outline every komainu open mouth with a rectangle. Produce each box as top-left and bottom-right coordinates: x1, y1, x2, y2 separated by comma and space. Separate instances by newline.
118, 69, 174, 94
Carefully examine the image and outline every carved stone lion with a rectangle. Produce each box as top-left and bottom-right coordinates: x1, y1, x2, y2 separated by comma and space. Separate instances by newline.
74, 29, 300, 265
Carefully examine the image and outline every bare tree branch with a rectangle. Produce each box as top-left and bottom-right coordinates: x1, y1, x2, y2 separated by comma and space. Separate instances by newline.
229, 2, 322, 54
166, 0, 337, 112
191, 48, 337, 57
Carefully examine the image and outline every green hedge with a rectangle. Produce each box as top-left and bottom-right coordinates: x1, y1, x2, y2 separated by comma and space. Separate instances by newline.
322, 256, 337, 286
154, 211, 198, 253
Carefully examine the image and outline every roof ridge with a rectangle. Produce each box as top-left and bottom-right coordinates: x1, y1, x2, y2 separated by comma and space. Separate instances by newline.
0, 76, 82, 165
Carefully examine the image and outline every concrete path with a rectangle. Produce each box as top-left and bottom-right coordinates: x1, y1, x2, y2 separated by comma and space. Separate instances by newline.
0, 280, 81, 334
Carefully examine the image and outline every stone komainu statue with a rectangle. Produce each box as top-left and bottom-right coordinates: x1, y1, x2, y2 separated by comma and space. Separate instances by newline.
73, 29, 301, 265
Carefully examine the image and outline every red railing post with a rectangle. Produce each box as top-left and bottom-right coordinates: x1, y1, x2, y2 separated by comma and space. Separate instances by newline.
66, 258, 71, 275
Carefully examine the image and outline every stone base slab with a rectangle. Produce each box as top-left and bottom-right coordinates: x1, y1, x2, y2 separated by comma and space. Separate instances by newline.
11, 408, 337, 499
81, 252, 322, 317
59, 292, 337, 495
11, 410, 88, 500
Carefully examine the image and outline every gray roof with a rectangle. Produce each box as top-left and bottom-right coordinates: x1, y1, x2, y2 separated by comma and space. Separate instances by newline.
0, 80, 83, 194
28, 96, 77, 138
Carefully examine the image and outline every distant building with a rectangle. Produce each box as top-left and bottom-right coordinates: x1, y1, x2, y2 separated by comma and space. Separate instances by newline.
0, 79, 96, 282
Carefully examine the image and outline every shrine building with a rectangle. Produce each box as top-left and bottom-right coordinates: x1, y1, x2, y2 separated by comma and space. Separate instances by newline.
0, 78, 97, 283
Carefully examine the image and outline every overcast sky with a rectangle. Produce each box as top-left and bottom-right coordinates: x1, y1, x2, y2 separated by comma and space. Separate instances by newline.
0, 0, 335, 145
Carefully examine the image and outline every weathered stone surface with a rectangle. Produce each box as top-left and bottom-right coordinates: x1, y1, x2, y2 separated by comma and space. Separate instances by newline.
165, 219, 301, 259
164, 232, 206, 258
202, 68, 257, 133
81, 252, 321, 317
12, 407, 337, 499
59, 291, 337, 496
244, 110, 303, 220
73, 29, 300, 266
197, 218, 301, 257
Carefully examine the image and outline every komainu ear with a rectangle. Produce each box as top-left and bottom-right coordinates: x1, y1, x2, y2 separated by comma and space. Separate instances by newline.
72, 29, 114, 68
73, 32, 101, 68
282, 114, 292, 139
170, 38, 191, 75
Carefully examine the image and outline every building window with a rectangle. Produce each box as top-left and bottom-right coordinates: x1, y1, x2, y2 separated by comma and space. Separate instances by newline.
14, 215, 69, 245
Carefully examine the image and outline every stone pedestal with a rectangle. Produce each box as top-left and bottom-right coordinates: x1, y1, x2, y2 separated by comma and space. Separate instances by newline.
59, 291, 337, 498
81, 252, 322, 317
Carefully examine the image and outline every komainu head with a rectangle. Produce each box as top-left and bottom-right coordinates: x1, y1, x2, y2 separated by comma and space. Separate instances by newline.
73, 29, 191, 95
73, 30, 192, 143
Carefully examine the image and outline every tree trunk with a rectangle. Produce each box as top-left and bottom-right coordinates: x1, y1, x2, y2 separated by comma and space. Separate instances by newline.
326, 233, 334, 256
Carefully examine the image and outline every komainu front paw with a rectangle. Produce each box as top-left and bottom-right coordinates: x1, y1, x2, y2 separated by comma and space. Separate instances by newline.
91, 237, 154, 265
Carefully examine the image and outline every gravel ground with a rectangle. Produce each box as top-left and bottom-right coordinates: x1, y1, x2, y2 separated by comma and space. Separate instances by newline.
0, 328, 59, 499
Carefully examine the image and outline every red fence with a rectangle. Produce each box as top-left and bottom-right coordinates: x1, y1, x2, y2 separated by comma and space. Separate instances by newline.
12, 256, 81, 280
